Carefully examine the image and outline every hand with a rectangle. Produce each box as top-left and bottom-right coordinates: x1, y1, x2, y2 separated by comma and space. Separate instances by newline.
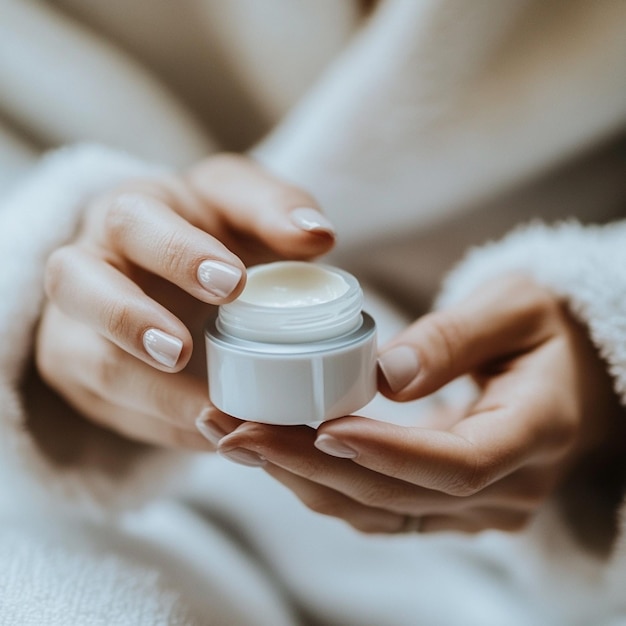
212, 275, 623, 533
36, 154, 335, 450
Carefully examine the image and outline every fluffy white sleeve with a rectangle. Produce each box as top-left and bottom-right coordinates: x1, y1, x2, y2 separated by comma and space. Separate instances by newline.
436, 220, 626, 405
0, 144, 187, 517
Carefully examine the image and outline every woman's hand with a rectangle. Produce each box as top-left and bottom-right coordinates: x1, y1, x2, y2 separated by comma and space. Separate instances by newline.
211, 275, 623, 533
36, 154, 335, 450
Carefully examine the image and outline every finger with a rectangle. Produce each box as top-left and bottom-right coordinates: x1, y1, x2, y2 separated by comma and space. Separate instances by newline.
468, 465, 553, 513
264, 464, 408, 534
37, 311, 212, 450
420, 508, 532, 535
87, 189, 246, 304
44, 250, 191, 371
74, 338, 211, 431
185, 154, 336, 260
214, 410, 551, 515
217, 422, 462, 515
315, 396, 550, 498
39, 310, 210, 430
316, 419, 499, 497
195, 408, 243, 447
377, 275, 559, 400
60, 385, 212, 451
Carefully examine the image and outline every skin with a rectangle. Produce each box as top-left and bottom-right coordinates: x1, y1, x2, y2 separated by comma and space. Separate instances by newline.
37, 158, 623, 535
36, 154, 335, 451
213, 275, 625, 534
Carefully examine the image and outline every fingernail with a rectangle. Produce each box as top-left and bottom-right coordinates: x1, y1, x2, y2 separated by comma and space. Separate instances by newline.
378, 345, 420, 393
195, 410, 226, 446
218, 447, 266, 467
315, 434, 358, 459
290, 207, 336, 237
142, 328, 183, 368
197, 261, 242, 298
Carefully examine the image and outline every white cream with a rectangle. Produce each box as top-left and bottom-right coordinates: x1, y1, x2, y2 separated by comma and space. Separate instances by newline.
239, 262, 349, 308
205, 261, 377, 425
217, 261, 362, 343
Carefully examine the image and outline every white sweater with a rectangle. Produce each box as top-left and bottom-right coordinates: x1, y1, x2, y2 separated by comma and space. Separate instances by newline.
2, 1, 626, 624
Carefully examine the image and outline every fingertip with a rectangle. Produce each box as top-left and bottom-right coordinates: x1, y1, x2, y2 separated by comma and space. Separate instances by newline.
284, 233, 336, 260
141, 327, 192, 372
289, 207, 336, 238
377, 346, 421, 396
314, 433, 359, 459
196, 259, 246, 303
315, 416, 376, 451
265, 207, 336, 259
195, 406, 243, 443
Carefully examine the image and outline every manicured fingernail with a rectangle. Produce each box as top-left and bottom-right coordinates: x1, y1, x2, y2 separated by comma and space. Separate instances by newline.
218, 447, 266, 467
378, 345, 420, 393
315, 434, 358, 459
142, 328, 183, 368
195, 410, 226, 446
197, 261, 242, 298
290, 207, 336, 236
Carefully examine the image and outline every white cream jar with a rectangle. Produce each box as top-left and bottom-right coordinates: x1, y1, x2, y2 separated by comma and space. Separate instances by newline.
205, 261, 377, 425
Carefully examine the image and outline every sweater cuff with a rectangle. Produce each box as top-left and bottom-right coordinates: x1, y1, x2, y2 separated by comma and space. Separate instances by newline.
0, 144, 186, 517
436, 220, 626, 407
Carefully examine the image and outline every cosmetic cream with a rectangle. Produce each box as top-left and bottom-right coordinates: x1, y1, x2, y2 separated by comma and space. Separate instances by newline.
205, 261, 377, 425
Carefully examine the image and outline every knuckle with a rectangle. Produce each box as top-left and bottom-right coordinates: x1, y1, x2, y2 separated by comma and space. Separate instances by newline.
465, 465, 495, 495
101, 298, 135, 341
151, 384, 193, 426
168, 426, 196, 450
205, 152, 247, 171
44, 246, 75, 301
92, 342, 123, 392
421, 311, 466, 374
501, 276, 561, 329
106, 416, 141, 443
155, 230, 193, 277
105, 416, 131, 439
190, 153, 248, 183
102, 192, 144, 242
520, 281, 560, 319
442, 479, 481, 498
443, 452, 494, 497
270, 186, 317, 211
353, 480, 399, 509
303, 494, 344, 518
291, 457, 326, 484
36, 332, 70, 391
35, 338, 59, 388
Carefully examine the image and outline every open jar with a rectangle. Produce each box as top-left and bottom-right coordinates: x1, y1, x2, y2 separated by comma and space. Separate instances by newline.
205, 261, 377, 425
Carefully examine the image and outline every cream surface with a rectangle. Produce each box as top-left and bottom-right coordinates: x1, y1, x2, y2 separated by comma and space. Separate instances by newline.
239, 262, 348, 307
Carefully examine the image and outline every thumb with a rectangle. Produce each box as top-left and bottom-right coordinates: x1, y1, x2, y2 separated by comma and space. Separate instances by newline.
377, 276, 554, 401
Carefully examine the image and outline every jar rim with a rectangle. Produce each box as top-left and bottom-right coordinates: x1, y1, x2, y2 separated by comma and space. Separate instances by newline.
217, 262, 364, 343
